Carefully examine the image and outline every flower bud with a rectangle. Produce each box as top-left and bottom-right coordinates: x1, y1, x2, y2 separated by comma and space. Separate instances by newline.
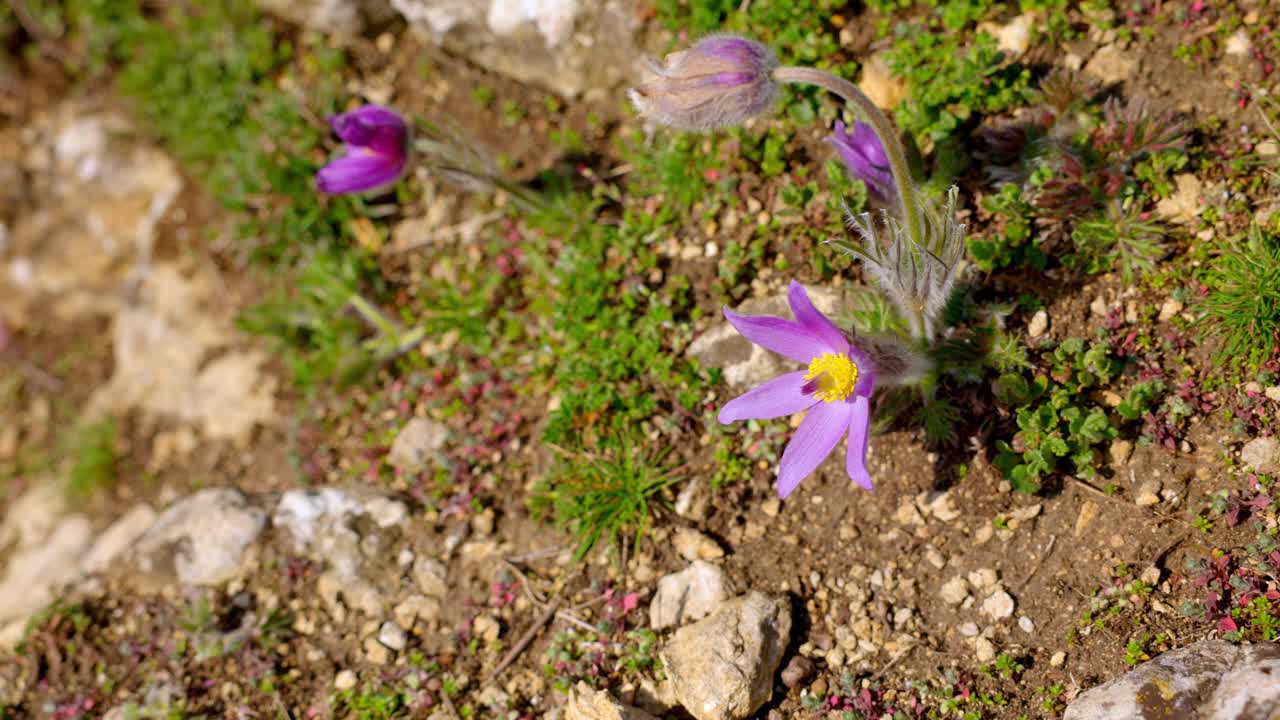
628, 35, 778, 131
316, 105, 409, 195
827, 120, 895, 203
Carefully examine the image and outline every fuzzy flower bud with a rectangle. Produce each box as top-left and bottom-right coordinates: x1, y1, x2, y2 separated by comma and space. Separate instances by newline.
628, 35, 778, 131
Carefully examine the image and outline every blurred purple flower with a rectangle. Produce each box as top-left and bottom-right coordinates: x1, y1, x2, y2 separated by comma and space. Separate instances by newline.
628, 34, 778, 130
719, 281, 878, 498
827, 120, 895, 203
316, 105, 408, 194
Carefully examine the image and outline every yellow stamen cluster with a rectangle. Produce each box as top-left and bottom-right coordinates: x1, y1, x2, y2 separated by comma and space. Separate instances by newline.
805, 352, 858, 403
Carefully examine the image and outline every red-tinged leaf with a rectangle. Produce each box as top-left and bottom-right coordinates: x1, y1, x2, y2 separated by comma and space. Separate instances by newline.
1218, 616, 1238, 633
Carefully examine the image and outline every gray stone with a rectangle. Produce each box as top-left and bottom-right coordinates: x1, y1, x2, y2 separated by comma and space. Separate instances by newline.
387, 417, 447, 472
1064, 638, 1280, 720
130, 488, 266, 586
939, 576, 970, 606
1242, 437, 1280, 475
662, 591, 791, 720
672, 528, 724, 562
80, 503, 157, 574
413, 556, 449, 598
649, 561, 729, 630
565, 683, 658, 720
981, 589, 1015, 620
0, 512, 93, 646
377, 620, 407, 651
389, 0, 641, 98
254, 0, 394, 36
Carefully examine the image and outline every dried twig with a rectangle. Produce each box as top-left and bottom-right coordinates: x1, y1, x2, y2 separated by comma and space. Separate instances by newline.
1019, 533, 1057, 590
485, 598, 562, 684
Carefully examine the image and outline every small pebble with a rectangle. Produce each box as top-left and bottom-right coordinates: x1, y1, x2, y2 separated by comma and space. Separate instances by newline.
334, 669, 357, 690
1018, 616, 1035, 634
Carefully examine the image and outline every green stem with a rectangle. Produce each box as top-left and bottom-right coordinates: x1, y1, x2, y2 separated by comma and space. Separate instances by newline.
772, 66, 922, 251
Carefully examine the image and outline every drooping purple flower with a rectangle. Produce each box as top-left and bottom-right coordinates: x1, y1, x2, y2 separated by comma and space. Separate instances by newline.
718, 281, 878, 498
827, 120, 895, 203
628, 35, 778, 131
316, 105, 409, 195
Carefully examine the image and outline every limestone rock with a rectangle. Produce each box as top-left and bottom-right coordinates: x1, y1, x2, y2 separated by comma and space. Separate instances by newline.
565, 683, 658, 720
1155, 174, 1205, 225
1084, 44, 1138, 85
387, 417, 448, 472
80, 503, 157, 574
88, 265, 277, 443
390, 0, 641, 98
130, 488, 266, 586
672, 528, 724, 562
649, 560, 729, 630
254, 0, 395, 36
662, 591, 791, 720
1242, 436, 1280, 475
1064, 638, 1280, 720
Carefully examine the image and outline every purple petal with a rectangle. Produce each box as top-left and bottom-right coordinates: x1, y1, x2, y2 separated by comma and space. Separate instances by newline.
827, 120, 896, 202
719, 371, 818, 423
787, 281, 849, 354
723, 308, 829, 364
316, 152, 404, 194
328, 105, 407, 156
845, 395, 873, 490
776, 401, 853, 499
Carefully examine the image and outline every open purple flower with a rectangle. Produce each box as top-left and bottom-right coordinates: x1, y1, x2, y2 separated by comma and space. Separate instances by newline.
719, 281, 878, 498
827, 120, 895, 204
316, 105, 409, 195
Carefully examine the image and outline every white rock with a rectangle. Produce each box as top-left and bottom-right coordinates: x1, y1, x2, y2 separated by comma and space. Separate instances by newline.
1241, 436, 1280, 475
921, 491, 962, 522
1064, 638, 1280, 720
1155, 174, 1205, 225
672, 528, 724, 562
334, 669, 358, 690
1018, 616, 1035, 634
387, 417, 447, 472
564, 682, 659, 720
662, 592, 791, 720
974, 637, 997, 663
994, 13, 1033, 56
1158, 298, 1184, 322
1225, 28, 1252, 56
981, 590, 1015, 620
1027, 310, 1049, 338
1050, 651, 1067, 667
80, 503, 157, 574
393, 595, 441, 630
0, 511, 93, 642
130, 488, 266, 586
377, 620, 407, 651
968, 568, 999, 590
1084, 44, 1137, 85
413, 556, 449, 598
939, 576, 970, 606
649, 561, 729, 630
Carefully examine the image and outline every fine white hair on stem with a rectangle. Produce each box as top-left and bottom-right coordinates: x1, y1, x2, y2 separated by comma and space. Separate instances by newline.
829, 186, 966, 341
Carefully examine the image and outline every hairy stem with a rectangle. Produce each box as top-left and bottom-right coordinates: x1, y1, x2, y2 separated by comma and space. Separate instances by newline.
772, 66, 922, 250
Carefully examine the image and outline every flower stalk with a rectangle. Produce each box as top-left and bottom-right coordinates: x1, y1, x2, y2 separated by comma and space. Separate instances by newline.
772, 66, 921, 253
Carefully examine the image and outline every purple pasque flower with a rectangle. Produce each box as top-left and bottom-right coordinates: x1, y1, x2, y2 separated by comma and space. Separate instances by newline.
827, 120, 895, 203
316, 105, 409, 195
628, 34, 778, 131
719, 281, 878, 498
